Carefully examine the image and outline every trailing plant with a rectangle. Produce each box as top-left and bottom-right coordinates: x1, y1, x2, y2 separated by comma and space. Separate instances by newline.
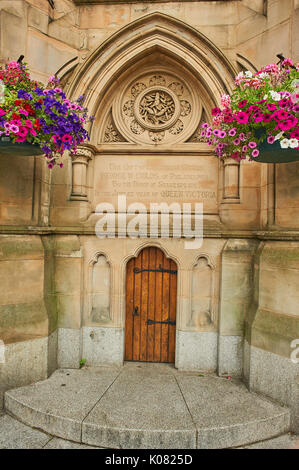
200, 58, 299, 161
0, 60, 94, 168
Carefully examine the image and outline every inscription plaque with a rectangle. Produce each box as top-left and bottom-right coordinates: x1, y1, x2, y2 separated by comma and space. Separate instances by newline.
93, 155, 218, 213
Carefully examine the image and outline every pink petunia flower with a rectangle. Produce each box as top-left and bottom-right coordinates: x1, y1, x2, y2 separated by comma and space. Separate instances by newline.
267, 135, 275, 144
267, 103, 277, 112
251, 149, 260, 158
18, 127, 28, 138
236, 112, 249, 123
248, 141, 257, 149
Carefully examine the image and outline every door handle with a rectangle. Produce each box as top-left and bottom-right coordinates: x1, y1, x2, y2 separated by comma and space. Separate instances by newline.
133, 306, 139, 316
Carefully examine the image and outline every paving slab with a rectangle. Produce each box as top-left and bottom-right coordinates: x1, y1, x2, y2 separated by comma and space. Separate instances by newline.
176, 375, 290, 449
82, 366, 196, 449
0, 414, 51, 449
5, 367, 121, 442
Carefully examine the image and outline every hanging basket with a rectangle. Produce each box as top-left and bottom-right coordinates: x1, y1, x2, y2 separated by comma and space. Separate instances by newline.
0, 136, 44, 157
254, 137, 299, 164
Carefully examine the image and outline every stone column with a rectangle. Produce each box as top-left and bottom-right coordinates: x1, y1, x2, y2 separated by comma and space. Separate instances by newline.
70, 146, 93, 200
223, 157, 240, 201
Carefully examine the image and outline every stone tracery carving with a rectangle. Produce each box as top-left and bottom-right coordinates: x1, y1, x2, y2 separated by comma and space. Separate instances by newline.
131, 82, 146, 97
139, 90, 175, 126
104, 112, 126, 143
104, 69, 202, 145
169, 119, 184, 135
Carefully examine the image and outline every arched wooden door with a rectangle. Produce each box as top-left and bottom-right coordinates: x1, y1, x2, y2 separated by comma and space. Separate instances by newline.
125, 247, 177, 363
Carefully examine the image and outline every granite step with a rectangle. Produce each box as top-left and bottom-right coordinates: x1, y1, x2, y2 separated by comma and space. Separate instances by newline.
4, 363, 291, 449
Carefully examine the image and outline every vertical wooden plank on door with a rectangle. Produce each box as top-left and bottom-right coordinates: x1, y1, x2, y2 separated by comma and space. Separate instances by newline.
161, 255, 170, 362
125, 257, 134, 360
132, 251, 142, 361
154, 248, 163, 362
140, 248, 149, 361
147, 247, 156, 362
169, 259, 177, 363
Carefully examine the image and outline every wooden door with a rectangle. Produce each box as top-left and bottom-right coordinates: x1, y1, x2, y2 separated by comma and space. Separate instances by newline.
125, 247, 177, 363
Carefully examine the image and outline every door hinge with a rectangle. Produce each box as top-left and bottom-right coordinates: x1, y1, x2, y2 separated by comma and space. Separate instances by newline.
147, 319, 176, 326
134, 264, 177, 275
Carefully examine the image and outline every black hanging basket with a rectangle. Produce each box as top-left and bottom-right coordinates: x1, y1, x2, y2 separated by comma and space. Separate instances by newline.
0, 136, 44, 157
254, 139, 299, 164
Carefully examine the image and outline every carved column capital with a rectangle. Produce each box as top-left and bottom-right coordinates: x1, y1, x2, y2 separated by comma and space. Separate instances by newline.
70, 145, 94, 200
71, 145, 94, 164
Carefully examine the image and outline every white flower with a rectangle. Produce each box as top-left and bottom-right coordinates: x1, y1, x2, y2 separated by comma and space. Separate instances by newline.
289, 138, 299, 148
269, 90, 281, 101
263, 94, 268, 100
280, 138, 290, 149
245, 71, 253, 78
274, 132, 284, 141
259, 72, 269, 79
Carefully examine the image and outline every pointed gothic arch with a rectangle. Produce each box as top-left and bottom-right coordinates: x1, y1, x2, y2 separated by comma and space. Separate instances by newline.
65, 12, 237, 142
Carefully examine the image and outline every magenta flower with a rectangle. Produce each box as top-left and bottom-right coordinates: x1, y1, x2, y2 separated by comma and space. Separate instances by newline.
238, 100, 248, 108
15, 136, 26, 142
233, 138, 241, 145
10, 124, 19, 133
276, 110, 289, 121
25, 120, 33, 128
0, 109, 5, 116
228, 128, 237, 137
279, 120, 294, 131
62, 134, 72, 143
211, 107, 221, 116
236, 112, 249, 123
263, 113, 272, 122
251, 149, 259, 158
218, 131, 226, 138
267, 135, 275, 144
18, 127, 28, 138
248, 141, 257, 149
278, 99, 290, 109
267, 103, 277, 112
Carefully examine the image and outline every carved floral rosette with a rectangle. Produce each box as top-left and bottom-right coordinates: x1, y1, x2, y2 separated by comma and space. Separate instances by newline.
108, 69, 202, 145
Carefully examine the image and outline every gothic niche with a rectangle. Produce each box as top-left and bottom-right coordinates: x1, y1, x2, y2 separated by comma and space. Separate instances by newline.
189, 257, 214, 328
106, 70, 201, 145
90, 254, 111, 323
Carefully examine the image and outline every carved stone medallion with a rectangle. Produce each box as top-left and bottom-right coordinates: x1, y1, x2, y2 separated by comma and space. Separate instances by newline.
134, 86, 180, 131
111, 69, 202, 145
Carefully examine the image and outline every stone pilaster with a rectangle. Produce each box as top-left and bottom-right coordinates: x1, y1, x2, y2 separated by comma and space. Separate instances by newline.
222, 157, 240, 201
70, 146, 93, 201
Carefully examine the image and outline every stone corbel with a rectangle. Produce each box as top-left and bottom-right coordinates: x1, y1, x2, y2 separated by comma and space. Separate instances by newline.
222, 157, 240, 202
70, 145, 94, 201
